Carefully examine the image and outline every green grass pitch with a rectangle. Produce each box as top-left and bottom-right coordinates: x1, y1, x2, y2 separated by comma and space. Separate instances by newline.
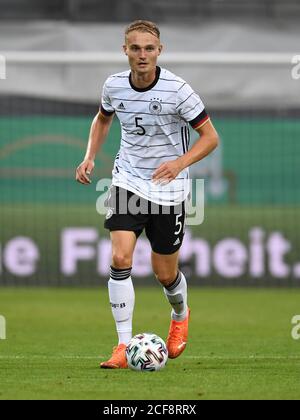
0, 287, 300, 400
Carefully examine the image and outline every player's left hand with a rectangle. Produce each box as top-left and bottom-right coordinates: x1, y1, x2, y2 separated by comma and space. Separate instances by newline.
152, 159, 183, 185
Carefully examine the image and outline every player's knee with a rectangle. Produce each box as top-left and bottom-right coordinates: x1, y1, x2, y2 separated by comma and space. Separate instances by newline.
112, 253, 132, 269
154, 272, 177, 287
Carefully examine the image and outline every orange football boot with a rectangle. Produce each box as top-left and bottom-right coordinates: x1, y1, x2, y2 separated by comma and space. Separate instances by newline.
100, 344, 128, 369
166, 308, 191, 359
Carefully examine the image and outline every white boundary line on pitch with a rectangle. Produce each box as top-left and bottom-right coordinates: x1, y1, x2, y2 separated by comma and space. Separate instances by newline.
0, 355, 299, 360
185, 355, 300, 360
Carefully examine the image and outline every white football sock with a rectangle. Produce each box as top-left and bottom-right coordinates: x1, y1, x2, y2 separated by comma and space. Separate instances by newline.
164, 271, 188, 322
108, 266, 135, 345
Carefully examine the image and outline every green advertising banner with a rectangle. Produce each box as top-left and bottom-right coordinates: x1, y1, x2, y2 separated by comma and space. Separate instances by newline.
0, 115, 300, 286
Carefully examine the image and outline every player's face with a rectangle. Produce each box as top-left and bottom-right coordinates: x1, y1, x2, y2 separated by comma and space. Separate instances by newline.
123, 31, 162, 75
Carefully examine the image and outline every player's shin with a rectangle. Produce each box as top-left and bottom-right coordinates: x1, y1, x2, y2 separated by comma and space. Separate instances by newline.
163, 271, 188, 321
108, 266, 135, 345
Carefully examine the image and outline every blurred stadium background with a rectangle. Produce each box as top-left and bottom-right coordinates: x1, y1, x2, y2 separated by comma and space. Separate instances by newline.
0, 0, 300, 287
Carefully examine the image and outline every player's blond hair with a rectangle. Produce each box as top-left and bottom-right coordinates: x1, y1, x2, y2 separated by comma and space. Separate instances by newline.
125, 20, 160, 40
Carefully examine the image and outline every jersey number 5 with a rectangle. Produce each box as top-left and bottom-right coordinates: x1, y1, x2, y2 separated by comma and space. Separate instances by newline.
135, 117, 146, 136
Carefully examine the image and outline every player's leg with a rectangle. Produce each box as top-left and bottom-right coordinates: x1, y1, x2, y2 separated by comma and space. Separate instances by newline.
101, 186, 147, 368
147, 201, 190, 359
110, 230, 137, 345
101, 230, 137, 369
151, 250, 190, 359
152, 250, 189, 321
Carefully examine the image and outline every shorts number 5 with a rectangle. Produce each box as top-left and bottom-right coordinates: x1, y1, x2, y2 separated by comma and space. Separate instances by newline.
174, 213, 183, 235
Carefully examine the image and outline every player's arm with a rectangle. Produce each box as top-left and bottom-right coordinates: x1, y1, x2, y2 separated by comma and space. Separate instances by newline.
152, 119, 219, 184
176, 119, 219, 171
76, 110, 114, 185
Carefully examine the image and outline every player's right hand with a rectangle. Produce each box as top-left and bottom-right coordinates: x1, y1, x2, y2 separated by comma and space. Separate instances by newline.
76, 159, 95, 185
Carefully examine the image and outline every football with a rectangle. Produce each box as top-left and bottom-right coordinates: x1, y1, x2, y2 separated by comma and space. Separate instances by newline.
126, 333, 168, 372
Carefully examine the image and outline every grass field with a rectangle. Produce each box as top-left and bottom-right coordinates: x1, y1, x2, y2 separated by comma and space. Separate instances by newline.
0, 287, 300, 400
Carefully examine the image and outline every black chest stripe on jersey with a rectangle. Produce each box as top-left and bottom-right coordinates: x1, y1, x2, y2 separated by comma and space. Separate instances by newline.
126, 152, 180, 160
122, 157, 180, 170
141, 122, 177, 127
118, 164, 184, 182
123, 130, 179, 138
118, 163, 186, 182
113, 97, 176, 106
116, 164, 152, 180
117, 110, 178, 117
122, 137, 180, 149
122, 159, 160, 170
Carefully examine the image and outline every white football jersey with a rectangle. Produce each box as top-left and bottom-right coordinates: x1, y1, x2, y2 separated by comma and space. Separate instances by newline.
101, 66, 209, 206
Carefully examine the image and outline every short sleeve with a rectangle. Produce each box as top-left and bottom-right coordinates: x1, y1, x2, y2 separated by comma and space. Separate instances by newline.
176, 83, 209, 129
100, 80, 115, 116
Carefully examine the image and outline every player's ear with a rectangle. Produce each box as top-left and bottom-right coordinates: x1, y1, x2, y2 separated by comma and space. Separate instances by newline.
158, 44, 163, 55
123, 44, 128, 55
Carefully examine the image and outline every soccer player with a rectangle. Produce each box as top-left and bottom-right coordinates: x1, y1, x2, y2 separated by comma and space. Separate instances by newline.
76, 20, 219, 369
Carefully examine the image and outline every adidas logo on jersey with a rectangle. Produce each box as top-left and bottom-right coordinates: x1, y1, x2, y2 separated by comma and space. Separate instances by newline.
118, 102, 125, 110
173, 238, 181, 246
